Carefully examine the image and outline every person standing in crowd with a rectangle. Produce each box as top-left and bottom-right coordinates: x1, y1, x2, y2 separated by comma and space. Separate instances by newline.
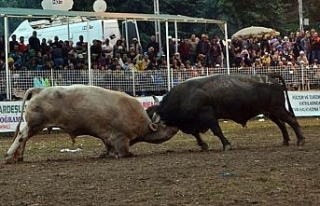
102, 38, 113, 58
281, 36, 292, 58
188, 34, 198, 65
260, 34, 271, 54
76, 35, 85, 47
51, 40, 64, 69
178, 36, 190, 63
9, 34, 19, 53
130, 37, 142, 56
209, 36, 222, 67
196, 34, 210, 67
91, 39, 102, 62
163, 36, 175, 58
305, 31, 311, 62
231, 35, 243, 55
310, 31, 320, 63
113, 39, 126, 58
18, 36, 27, 54
40, 38, 50, 56
295, 30, 306, 56
146, 35, 159, 55
75, 35, 86, 55
28, 31, 40, 53
51, 36, 61, 48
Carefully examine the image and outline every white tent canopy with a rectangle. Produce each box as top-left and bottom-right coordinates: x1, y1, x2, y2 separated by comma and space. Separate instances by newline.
0, 7, 225, 24
0, 7, 229, 99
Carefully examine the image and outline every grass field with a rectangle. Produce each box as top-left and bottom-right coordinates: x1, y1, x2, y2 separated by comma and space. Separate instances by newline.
0, 118, 319, 206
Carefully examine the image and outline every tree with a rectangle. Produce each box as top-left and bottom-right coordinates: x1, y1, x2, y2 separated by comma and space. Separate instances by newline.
10, 0, 320, 40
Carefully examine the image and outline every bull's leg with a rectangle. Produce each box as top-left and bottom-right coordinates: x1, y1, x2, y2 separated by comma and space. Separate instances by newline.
193, 133, 209, 150
196, 108, 231, 150
110, 135, 132, 158
47, 127, 53, 134
98, 137, 115, 158
5, 124, 42, 164
5, 126, 30, 164
69, 134, 76, 146
272, 108, 305, 146
16, 136, 31, 162
209, 122, 231, 151
268, 115, 290, 146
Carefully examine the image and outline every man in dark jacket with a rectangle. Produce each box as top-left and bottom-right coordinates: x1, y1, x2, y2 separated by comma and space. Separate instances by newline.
28, 31, 40, 53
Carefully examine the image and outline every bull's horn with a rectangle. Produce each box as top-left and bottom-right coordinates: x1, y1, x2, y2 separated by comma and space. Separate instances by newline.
151, 113, 161, 123
148, 123, 158, 132
152, 95, 160, 105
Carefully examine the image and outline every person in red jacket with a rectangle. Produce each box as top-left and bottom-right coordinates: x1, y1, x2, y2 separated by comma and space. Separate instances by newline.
310, 31, 320, 63
178, 36, 190, 63
18, 36, 27, 54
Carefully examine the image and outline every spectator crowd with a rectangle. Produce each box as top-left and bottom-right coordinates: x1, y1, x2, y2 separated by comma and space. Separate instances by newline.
2, 28, 320, 73
230, 29, 320, 70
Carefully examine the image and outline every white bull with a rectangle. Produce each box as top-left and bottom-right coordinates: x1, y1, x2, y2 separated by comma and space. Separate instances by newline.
4, 85, 178, 163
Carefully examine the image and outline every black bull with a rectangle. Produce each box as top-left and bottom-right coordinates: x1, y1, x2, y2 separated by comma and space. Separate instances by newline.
131, 73, 305, 150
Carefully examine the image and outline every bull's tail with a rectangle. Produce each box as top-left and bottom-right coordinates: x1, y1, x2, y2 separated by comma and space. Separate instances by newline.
268, 73, 294, 115
12, 88, 44, 141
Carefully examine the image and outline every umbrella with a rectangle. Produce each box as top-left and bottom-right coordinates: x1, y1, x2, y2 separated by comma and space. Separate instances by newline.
232, 26, 279, 39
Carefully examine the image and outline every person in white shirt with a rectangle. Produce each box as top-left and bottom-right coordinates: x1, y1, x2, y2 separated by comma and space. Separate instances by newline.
102, 38, 113, 57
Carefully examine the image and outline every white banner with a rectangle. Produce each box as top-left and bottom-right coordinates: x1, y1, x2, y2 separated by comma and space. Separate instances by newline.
0, 92, 318, 133
288, 91, 320, 117
0, 102, 26, 132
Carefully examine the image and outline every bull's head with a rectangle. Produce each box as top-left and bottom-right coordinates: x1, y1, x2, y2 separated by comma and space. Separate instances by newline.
148, 112, 161, 131
130, 100, 178, 146
145, 95, 164, 132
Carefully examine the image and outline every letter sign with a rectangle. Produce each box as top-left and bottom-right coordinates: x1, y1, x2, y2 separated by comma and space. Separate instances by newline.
52, 0, 63, 4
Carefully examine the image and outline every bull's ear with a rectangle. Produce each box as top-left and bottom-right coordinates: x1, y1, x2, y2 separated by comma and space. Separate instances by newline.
148, 123, 158, 131
152, 95, 160, 105
151, 113, 161, 123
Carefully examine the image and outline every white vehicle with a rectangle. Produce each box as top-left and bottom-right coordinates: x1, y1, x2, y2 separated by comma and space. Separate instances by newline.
10, 17, 139, 45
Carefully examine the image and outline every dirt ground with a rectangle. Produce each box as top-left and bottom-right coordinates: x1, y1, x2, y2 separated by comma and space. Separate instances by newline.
0, 118, 320, 206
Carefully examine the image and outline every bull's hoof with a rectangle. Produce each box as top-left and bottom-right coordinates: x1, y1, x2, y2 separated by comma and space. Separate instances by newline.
120, 152, 134, 158
200, 143, 209, 151
125, 152, 134, 158
106, 151, 118, 158
223, 144, 232, 151
17, 157, 24, 162
99, 152, 108, 158
4, 157, 14, 164
297, 139, 305, 147
283, 141, 290, 146
115, 152, 134, 159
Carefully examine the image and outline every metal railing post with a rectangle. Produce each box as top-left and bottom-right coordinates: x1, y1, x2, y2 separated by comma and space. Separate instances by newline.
4, 16, 10, 100
51, 68, 54, 86
8, 69, 11, 100
132, 70, 136, 96
301, 62, 304, 90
